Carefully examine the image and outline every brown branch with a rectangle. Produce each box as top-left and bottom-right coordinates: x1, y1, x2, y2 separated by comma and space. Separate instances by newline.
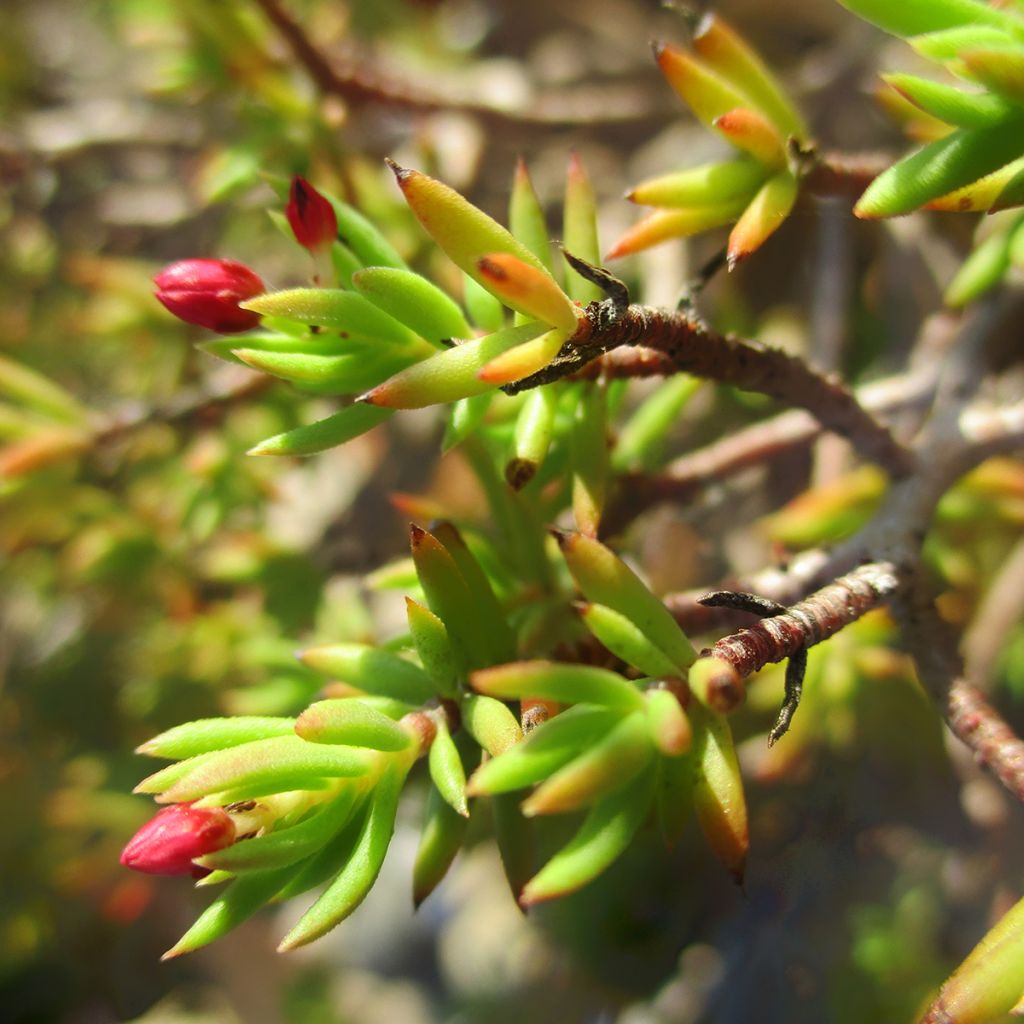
250, 0, 661, 127
600, 371, 935, 537
898, 579, 1024, 804
505, 302, 913, 476
801, 150, 892, 200
946, 681, 1024, 803
702, 561, 899, 681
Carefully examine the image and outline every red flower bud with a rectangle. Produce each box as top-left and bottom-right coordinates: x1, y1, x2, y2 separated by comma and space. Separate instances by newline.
154, 259, 265, 334
285, 176, 338, 252
121, 801, 236, 876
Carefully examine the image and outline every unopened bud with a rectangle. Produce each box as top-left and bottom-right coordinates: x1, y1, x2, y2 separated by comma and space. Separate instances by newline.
154, 259, 264, 333
121, 801, 235, 876
285, 176, 338, 252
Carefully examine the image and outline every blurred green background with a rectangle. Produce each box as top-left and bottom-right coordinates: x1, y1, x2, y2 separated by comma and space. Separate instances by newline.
2, 1, 1023, 1021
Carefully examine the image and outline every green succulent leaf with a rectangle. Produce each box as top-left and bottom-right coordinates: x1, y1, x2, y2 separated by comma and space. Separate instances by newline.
467, 705, 623, 796
413, 785, 470, 907
137, 717, 295, 759
521, 709, 654, 816
294, 699, 414, 751
520, 762, 656, 904
300, 643, 436, 704
836, 0, 1019, 38
428, 717, 469, 816
248, 405, 394, 457
352, 267, 472, 346
156, 735, 376, 804
277, 758, 412, 950
855, 116, 1024, 218
471, 661, 645, 711
163, 867, 295, 959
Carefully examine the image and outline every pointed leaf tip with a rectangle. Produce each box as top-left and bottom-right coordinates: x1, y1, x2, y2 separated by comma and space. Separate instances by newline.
385, 157, 411, 181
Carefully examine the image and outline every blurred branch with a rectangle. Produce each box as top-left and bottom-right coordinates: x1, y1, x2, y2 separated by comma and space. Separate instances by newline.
251, 0, 661, 127
93, 366, 272, 444
601, 369, 935, 536
0, 366, 272, 480
963, 535, 1024, 686
899, 579, 1024, 804
802, 149, 893, 200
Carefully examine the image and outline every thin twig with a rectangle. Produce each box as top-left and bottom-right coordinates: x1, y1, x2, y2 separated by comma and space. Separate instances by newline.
898, 580, 1024, 804
600, 370, 935, 536
698, 591, 808, 744
702, 562, 899, 679
93, 366, 272, 445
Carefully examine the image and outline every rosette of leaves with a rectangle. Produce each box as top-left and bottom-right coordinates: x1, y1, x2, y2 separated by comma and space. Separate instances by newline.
844, 0, 1024, 217
839, 0, 1024, 303
611, 14, 808, 267
212, 160, 625, 531
129, 519, 751, 952
229, 162, 593, 473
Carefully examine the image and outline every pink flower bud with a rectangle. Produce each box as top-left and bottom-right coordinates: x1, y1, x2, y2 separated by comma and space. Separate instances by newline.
154, 259, 265, 334
285, 176, 338, 252
121, 801, 236, 876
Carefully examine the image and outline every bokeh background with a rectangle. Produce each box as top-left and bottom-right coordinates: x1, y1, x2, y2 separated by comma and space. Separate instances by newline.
3, 1, 1023, 1021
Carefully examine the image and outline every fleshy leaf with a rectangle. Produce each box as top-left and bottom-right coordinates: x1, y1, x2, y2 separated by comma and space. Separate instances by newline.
627, 159, 765, 208
300, 643, 436, 704
360, 321, 547, 408
691, 703, 748, 883
881, 72, 1014, 128
477, 327, 568, 386
520, 710, 654, 816
157, 735, 375, 804
607, 201, 747, 259
563, 153, 603, 303
428, 717, 469, 817
242, 289, 420, 345
277, 758, 412, 949
509, 159, 554, 271
654, 43, 752, 130
727, 170, 798, 267
138, 717, 295, 759
352, 267, 472, 346
476, 254, 579, 333
854, 117, 1024, 218
520, 763, 655, 904
467, 705, 622, 796
248, 405, 393, 457
691, 13, 807, 138
557, 532, 698, 672
713, 108, 788, 168
471, 661, 645, 711
388, 161, 552, 288
835, 0, 1017, 38
295, 699, 414, 751
197, 788, 362, 872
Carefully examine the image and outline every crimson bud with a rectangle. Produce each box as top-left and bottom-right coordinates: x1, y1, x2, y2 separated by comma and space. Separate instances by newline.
121, 801, 236, 876
154, 259, 264, 333
286, 176, 338, 252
